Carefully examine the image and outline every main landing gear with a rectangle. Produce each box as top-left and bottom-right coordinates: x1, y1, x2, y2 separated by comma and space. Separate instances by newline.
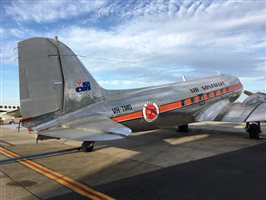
81, 141, 95, 152
246, 122, 261, 139
178, 124, 189, 132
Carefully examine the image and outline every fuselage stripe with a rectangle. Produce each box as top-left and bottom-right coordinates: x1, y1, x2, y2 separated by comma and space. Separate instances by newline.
112, 111, 142, 122
111, 83, 242, 123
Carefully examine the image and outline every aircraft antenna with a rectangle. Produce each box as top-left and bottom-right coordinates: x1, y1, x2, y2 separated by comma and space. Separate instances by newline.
54, 36, 59, 46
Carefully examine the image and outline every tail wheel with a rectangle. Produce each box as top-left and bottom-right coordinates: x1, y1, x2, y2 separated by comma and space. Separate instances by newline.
81, 141, 95, 152
9, 120, 15, 125
247, 123, 261, 139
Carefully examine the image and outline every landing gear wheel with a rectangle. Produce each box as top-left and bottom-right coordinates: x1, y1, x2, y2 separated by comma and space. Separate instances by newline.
9, 120, 15, 125
247, 123, 261, 139
81, 141, 95, 152
178, 124, 189, 132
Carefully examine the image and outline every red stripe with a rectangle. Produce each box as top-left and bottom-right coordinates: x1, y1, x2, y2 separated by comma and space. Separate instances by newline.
185, 99, 192, 105
112, 111, 142, 122
216, 90, 222, 95
20, 117, 32, 123
194, 96, 200, 103
203, 94, 208, 100
111, 83, 242, 123
160, 101, 182, 113
209, 92, 215, 98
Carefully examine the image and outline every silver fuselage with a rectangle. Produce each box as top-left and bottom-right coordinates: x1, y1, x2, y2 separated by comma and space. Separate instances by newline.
83, 74, 242, 131
23, 74, 242, 132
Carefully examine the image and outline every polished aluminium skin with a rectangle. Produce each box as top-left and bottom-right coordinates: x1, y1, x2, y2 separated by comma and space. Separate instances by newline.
18, 37, 265, 151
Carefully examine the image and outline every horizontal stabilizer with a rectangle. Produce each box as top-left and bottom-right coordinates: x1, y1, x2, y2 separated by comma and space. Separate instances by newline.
38, 116, 132, 141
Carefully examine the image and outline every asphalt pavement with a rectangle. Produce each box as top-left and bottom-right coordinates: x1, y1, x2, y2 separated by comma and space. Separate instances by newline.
96, 143, 266, 200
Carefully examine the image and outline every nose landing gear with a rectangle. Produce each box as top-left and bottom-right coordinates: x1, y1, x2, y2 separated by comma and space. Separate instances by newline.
81, 141, 95, 152
246, 122, 261, 139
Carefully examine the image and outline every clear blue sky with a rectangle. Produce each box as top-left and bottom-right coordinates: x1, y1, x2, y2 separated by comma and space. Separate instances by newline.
1, 0, 265, 105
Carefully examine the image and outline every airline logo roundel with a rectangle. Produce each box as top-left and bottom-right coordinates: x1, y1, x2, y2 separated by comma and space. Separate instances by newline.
143, 101, 159, 122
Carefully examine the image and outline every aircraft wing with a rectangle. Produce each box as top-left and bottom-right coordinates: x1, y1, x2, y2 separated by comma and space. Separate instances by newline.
195, 99, 231, 121
215, 93, 266, 123
37, 116, 132, 141
5, 109, 21, 118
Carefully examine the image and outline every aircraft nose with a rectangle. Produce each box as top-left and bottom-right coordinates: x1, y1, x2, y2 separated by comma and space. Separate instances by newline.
233, 75, 241, 85
235, 76, 243, 91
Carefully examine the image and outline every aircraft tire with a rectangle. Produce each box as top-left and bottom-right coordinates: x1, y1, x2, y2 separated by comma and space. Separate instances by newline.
248, 124, 260, 139
81, 141, 95, 152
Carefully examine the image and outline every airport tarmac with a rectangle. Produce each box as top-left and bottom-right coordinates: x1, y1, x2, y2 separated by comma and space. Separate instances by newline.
1, 122, 266, 200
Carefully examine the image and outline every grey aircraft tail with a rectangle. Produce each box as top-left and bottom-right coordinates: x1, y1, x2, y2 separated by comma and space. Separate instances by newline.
18, 37, 104, 118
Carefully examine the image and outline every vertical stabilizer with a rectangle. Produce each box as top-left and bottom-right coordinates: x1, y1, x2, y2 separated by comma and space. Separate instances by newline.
18, 37, 104, 118
57, 38, 104, 113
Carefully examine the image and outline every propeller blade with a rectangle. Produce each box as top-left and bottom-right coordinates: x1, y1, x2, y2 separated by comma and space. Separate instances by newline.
244, 90, 253, 96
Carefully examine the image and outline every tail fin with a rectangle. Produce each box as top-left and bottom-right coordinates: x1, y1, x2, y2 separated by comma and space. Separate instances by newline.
18, 37, 104, 118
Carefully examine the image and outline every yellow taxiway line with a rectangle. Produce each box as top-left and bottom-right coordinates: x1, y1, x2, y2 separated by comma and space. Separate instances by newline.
0, 147, 114, 200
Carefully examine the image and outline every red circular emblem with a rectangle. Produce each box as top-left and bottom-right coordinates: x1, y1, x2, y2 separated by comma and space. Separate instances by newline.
143, 101, 159, 122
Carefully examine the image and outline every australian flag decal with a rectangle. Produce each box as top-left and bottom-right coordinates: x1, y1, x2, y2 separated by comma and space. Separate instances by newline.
75, 81, 91, 93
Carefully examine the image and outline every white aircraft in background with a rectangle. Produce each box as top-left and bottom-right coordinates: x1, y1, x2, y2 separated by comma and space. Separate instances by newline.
0, 105, 20, 112
0, 105, 21, 125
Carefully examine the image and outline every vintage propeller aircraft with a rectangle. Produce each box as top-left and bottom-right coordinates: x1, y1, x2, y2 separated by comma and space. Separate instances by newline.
18, 37, 266, 151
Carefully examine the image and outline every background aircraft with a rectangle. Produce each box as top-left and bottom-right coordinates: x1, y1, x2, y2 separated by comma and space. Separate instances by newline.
18, 37, 266, 151
0, 105, 20, 112
0, 105, 21, 125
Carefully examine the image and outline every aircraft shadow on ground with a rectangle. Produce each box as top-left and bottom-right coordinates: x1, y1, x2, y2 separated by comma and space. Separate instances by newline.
6, 126, 265, 200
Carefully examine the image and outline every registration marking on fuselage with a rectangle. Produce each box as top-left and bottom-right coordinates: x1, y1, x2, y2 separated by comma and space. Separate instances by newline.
0, 147, 114, 200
